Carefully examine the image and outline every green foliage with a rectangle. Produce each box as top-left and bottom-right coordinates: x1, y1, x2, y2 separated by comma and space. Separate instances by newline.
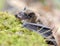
0, 12, 48, 46
0, 0, 5, 10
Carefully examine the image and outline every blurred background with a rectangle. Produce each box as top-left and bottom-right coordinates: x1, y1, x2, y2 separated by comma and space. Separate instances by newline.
0, 0, 5, 10
0, 0, 60, 11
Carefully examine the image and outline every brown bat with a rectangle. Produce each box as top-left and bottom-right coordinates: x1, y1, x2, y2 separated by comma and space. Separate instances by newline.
8, 0, 60, 46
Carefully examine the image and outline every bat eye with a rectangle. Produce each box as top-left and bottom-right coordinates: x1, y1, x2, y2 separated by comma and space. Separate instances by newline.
28, 12, 35, 18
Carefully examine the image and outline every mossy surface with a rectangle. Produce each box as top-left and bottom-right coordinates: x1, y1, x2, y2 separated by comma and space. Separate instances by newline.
0, 0, 5, 10
0, 12, 48, 46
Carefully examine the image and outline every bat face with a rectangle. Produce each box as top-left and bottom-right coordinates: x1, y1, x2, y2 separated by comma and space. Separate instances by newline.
15, 9, 37, 23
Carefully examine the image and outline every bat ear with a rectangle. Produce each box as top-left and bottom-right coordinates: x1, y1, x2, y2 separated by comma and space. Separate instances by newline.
24, 7, 26, 10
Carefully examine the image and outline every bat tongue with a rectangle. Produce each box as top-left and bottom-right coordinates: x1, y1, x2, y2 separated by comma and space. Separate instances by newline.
23, 22, 57, 46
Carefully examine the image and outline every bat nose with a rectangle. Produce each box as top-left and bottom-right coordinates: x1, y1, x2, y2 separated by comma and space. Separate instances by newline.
15, 12, 25, 18
15, 11, 28, 19
19, 11, 27, 16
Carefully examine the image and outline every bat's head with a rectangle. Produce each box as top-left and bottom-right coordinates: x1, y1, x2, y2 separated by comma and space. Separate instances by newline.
15, 8, 37, 23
